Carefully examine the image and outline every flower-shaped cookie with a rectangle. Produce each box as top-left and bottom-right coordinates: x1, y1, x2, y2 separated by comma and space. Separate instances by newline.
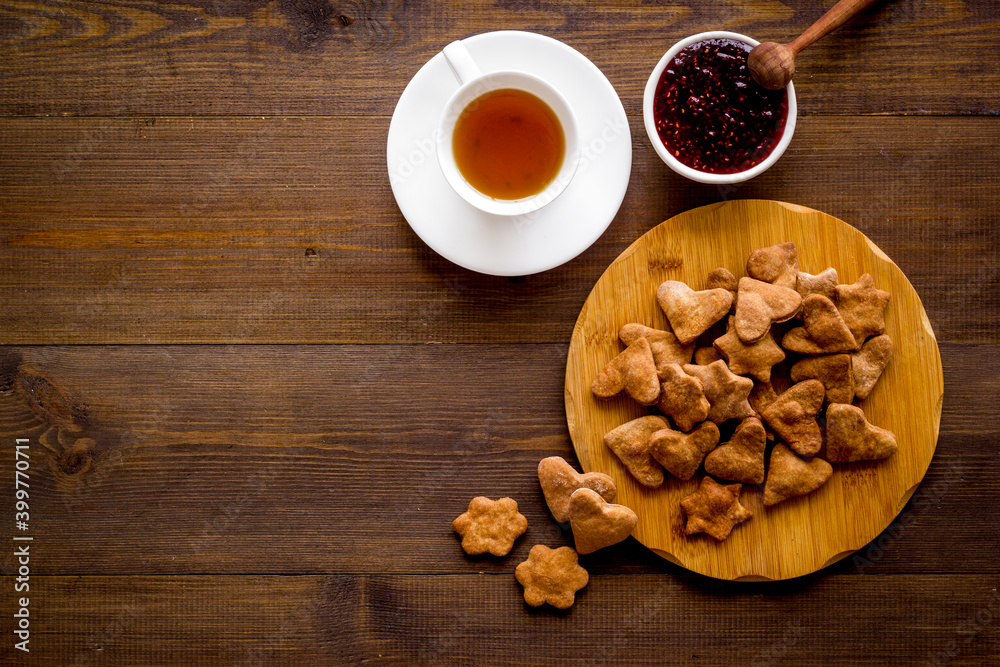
515, 545, 589, 609
452, 497, 527, 556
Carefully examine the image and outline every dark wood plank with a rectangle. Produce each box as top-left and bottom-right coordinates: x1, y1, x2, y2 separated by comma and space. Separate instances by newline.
2, 0, 999, 116
1, 343, 995, 576
2, 116, 997, 345
3, 574, 998, 665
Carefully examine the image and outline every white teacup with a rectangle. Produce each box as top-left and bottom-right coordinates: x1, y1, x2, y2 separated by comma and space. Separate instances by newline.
436, 40, 581, 217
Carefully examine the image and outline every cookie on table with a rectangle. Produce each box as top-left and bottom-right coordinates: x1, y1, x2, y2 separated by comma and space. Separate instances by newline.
537, 456, 617, 523
568, 488, 637, 555
453, 497, 527, 557
515, 545, 589, 609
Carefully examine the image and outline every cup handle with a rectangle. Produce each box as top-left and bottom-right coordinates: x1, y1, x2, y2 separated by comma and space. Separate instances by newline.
442, 40, 482, 85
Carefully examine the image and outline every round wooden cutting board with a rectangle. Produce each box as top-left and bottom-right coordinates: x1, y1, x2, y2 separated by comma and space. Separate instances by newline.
565, 200, 943, 581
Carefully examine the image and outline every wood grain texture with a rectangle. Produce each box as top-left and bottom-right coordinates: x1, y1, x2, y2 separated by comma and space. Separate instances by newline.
1, 0, 999, 116
565, 201, 942, 580
1, 116, 998, 345
2, 574, 997, 665
0, 342, 992, 577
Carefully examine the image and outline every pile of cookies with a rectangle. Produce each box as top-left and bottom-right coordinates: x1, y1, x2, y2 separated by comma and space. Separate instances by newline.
452, 455, 639, 609
593, 241, 896, 541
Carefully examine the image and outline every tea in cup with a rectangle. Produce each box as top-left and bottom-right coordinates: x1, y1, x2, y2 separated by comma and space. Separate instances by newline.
437, 41, 581, 216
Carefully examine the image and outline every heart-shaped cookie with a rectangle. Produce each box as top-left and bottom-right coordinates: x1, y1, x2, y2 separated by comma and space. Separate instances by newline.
826, 403, 898, 462
656, 280, 733, 345
591, 337, 660, 405
851, 334, 893, 399
734, 277, 802, 343
796, 267, 838, 301
790, 353, 854, 404
537, 456, 617, 523
704, 417, 767, 484
761, 380, 826, 457
568, 488, 638, 555
763, 443, 833, 507
619, 323, 695, 375
782, 294, 858, 354
746, 241, 799, 288
649, 421, 721, 481
603, 415, 668, 488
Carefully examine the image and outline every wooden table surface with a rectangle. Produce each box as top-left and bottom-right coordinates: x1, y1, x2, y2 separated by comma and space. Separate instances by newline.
2, 1, 998, 664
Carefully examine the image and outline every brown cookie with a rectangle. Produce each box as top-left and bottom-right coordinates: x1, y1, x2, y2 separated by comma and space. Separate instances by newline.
656, 363, 710, 432
453, 497, 528, 556
694, 346, 723, 365
680, 476, 752, 541
746, 241, 799, 288
682, 360, 756, 425
649, 421, 721, 481
537, 456, 617, 523
835, 273, 891, 343
568, 488, 638, 555
703, 417, 767, 484
748, 380, 780, 441
763, 443, 833, 507
790, 353, 854, 404
706, 267, 739, 301
603, 415, 669, 488
515, 545, 589, 609
826, 403, 898, 462
734, 277, 802, 343
656, 280, 734, 345
852, 334, 893, 400
761, 380, 826, 457
782, 294, 858, 354
796, 267, 838, 301
714, 316, 786, 382
619, 323, 696, 375
591, 337, 661, 405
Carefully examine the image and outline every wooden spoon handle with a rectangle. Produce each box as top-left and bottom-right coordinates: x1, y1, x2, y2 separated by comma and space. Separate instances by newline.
788, 0, 882, 55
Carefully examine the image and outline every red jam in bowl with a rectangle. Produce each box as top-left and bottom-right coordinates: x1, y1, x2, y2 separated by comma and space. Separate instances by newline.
653, 38, 788, 174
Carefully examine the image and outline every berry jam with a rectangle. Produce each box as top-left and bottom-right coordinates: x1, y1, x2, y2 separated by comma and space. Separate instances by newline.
653, 38, 788, 174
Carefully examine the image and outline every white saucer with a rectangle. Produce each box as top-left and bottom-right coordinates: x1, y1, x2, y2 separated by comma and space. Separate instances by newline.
387, 31, 632, 277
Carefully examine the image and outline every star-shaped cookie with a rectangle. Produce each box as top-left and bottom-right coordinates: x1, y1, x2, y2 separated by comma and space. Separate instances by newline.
682, 360, 755, 424
515, 545, 589, 609
452, 497, 528, 556
835, 273, 891, 343
656, 363, 710, 432
679, 476, 752, 541
713, 316, 786, 383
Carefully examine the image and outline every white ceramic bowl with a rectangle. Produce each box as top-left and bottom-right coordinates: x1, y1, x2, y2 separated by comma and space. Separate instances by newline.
643, 31, 797, 185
